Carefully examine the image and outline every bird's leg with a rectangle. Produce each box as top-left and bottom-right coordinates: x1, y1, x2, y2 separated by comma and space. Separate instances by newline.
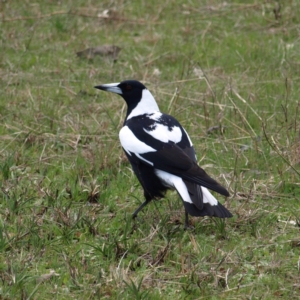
132, 200, 149, 219
184, 210, 189, 229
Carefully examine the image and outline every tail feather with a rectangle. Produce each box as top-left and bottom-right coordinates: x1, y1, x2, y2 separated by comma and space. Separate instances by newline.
182, 200, 232, 218
181, 181, 232, 218
155, 169, 232, 218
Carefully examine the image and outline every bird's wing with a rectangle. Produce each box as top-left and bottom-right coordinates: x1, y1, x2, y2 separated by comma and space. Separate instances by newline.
141, 143, 229, 197
120, 116, 229, 197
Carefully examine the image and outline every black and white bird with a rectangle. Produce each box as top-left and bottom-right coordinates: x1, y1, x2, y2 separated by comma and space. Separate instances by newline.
95, 80, 232, 227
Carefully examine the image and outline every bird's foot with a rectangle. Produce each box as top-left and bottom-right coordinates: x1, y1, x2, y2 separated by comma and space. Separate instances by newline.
132, 213, 144, 224
184, 211, 194, 230
184, 222, 195, 231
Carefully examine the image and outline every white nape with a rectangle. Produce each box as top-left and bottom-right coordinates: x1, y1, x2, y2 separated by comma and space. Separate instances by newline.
127, 89, 160, 120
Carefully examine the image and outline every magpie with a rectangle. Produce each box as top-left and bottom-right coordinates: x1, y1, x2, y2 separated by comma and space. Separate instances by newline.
95, 80, 232, 227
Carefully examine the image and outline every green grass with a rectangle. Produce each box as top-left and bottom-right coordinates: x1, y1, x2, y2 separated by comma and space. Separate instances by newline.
1, 0, 300, 299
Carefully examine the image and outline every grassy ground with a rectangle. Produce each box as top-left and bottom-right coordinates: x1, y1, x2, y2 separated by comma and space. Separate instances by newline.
1, 0, 300, 299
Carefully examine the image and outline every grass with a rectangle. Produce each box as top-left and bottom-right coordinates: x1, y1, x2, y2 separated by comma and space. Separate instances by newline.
0, 0, 300, 299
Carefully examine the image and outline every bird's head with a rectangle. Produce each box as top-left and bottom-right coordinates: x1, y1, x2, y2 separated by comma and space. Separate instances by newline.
95, 80, 160, 119
95, 80, 146, 104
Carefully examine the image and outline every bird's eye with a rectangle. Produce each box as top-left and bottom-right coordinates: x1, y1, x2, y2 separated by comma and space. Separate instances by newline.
125, 85, 132, 90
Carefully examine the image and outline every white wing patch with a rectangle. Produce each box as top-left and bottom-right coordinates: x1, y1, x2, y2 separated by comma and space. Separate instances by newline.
119, 126, 156, 155
144, 124, 182, 143
148, 111, 162, 121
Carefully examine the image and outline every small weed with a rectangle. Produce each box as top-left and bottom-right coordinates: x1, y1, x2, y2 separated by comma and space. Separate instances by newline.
123, 277, 149, 300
